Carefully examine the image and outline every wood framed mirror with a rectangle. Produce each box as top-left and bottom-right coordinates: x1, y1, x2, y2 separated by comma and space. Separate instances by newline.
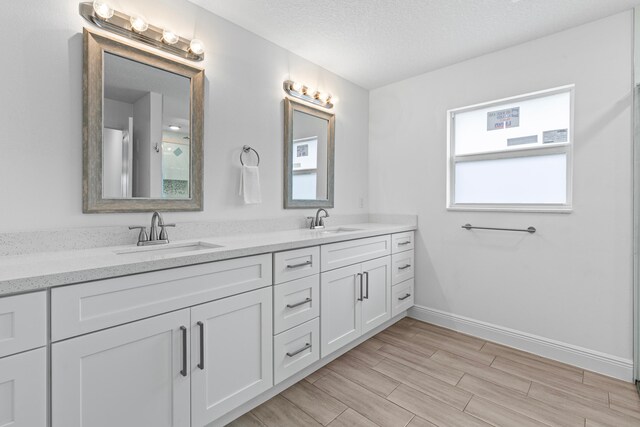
283, 98, 335, 209
83, 29, 204, 213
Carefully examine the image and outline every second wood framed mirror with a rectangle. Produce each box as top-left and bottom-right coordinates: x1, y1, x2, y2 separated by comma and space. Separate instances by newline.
284, 98, 335, 209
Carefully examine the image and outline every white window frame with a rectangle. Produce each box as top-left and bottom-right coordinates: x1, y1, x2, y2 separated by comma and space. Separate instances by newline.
446, 85, 574, 213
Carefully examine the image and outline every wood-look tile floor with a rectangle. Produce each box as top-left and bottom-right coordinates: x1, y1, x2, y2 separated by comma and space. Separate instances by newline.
227, 318, 640, 427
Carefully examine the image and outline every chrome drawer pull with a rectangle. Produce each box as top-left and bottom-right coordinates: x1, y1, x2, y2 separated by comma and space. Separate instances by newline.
286, 298, 312, 308
398, 264, 412, 270
197, 321, 205, 370
286, 260, 312, 269
398, 293, 412, 301
398, 241, 411, 246
287, 343, 312, 357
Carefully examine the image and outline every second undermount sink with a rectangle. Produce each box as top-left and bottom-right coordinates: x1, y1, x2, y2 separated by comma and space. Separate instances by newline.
115, 241, 222, 256
318, 227, 362, 234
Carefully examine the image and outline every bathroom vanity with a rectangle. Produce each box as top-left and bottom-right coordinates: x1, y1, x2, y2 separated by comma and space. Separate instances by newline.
0, 223, 415, 427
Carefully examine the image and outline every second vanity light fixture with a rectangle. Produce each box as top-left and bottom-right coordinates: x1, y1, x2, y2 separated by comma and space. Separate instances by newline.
283, 80, 334, 109
79, 1, 205, 61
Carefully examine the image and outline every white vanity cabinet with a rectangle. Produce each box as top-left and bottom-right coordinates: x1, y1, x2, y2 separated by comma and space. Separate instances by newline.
0, 292, 47, 427
320, 236, 392, 357
50, 255, 273, 427
191, 287, 272, 426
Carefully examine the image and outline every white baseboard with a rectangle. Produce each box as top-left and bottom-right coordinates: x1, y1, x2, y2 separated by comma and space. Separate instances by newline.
408, 305, 634, 382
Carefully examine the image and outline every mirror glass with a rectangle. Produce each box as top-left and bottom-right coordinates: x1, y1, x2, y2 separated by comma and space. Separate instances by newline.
292, 110, 329, 200
284, 99, 335, 208
103, 53, 191, 200
83, 29, 204, 213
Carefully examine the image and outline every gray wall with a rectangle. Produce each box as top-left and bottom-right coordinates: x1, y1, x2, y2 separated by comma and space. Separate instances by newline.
0, 0, 369, 232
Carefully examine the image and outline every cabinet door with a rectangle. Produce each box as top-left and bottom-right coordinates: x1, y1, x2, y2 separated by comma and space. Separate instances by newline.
0, 347, 47, 427
191, 287, 273, 426
321, 264, 362, 357
361, 256, 392, 334
52, 309, 190, 427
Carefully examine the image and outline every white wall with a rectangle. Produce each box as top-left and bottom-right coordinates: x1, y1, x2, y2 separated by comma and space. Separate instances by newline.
0, 0, 369, 232
369, 12, 634, 364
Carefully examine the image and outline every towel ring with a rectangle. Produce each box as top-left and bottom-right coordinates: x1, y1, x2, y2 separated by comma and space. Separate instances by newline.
240, 145, 260, 166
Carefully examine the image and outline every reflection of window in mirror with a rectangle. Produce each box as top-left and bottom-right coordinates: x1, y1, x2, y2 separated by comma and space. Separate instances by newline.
291, 111, 329, 201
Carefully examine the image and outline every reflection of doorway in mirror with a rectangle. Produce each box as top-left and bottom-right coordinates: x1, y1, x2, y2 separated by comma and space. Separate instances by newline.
292, 137, 318, 200
162, 131, 190, 198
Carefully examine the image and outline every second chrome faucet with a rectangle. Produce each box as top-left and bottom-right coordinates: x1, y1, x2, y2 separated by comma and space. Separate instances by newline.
130, 211, 176, 246
308, 208, 330, 229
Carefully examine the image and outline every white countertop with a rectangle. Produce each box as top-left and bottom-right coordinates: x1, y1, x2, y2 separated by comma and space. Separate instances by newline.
0, 222, 416, 295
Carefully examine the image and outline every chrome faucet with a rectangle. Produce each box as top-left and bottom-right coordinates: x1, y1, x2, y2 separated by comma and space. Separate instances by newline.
129, 211, 176, 246
308, 208, 330, 229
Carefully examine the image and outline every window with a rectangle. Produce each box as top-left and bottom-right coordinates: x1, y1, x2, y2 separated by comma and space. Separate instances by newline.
447, 85, 573, 212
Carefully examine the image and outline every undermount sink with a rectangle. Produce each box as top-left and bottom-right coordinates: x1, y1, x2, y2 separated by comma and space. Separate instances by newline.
317, 227, 362, 234
115, 242, 222, 256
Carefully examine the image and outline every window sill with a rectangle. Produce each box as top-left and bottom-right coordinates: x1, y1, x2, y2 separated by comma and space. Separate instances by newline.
447, 205, 573, 214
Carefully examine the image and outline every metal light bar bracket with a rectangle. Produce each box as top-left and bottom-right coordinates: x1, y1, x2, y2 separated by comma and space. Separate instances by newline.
283, 80, 334, 109
78, 2, 204, 61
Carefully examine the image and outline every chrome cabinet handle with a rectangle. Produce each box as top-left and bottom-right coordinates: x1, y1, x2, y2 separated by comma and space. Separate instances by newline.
287, 298, 312, 308
399, 293, 412, 301
398, 241, 411, 246
356, 273, 363, 301
197, 321, 204, 370
363, 271, 369, 299
398, 264, 412, 270
286, 343, 312, 357
286, 260, 312, 269
180, 326, 187, 377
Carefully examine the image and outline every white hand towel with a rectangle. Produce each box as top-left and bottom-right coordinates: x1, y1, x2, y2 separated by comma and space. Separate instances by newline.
239, 165, 262, 204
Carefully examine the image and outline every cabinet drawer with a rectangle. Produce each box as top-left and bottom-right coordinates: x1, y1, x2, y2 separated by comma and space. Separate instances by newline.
273, 317, 320, 385
273, 246, 320, 284
391, 250, 414, 285
321, 235, 391, 272
392, 279, 414, 317
52, 254, 272, 341
0, 291, 47, 358
392, 232, 414, 253
273, 275, 319, 334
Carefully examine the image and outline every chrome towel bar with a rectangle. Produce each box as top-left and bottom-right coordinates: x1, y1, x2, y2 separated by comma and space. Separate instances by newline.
462, 224, 536, 234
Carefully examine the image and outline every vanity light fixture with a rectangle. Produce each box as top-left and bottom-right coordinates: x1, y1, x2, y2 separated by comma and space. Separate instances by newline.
169, 125, 181, 131
79, 1, 204, 61
283, 80, 334, 109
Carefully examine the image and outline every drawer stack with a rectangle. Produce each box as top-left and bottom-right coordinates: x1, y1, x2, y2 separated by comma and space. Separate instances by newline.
272, 247, 321, 384
391, 232, 416, 316
0, 291, 48, 426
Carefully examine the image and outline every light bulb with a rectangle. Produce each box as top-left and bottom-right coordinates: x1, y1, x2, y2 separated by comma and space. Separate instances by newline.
318, 92, 331, 103
291, 81, 303, 92
93, 1, 114, 19
162, 30, 179, 45
189, 39, 205, 55
130, 15, 148, 33
305, 87, 317, 98
169, 125, 181, 131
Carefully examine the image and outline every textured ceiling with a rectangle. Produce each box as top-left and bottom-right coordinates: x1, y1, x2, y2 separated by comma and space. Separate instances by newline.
187, 0, 640, 89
